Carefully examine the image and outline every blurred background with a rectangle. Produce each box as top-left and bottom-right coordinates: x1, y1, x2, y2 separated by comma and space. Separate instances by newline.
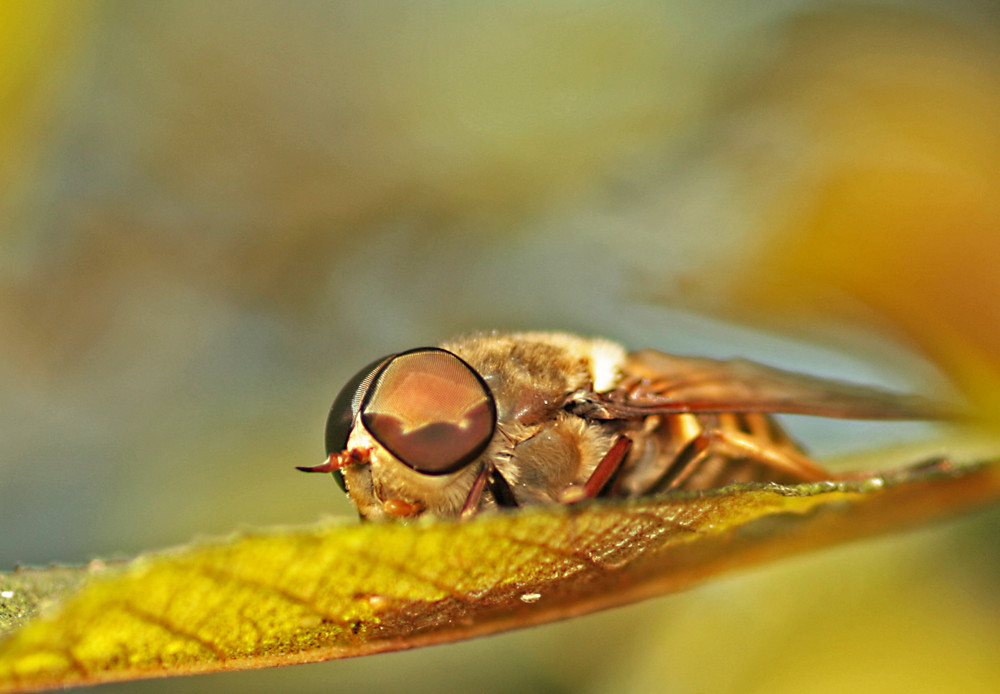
2, 1, 999, 692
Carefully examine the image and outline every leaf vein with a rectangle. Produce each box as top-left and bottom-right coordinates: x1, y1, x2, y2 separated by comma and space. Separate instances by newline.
195, 565, 341, 624
347, 547, 467, 603
120, 603, 228, 661
478, 531, 604, 572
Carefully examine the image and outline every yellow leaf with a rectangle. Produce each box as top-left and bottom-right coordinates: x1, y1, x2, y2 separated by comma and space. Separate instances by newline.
1, 456, 998, 692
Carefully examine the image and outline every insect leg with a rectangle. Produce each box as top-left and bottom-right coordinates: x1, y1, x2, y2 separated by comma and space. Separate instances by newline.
559, 436, 633, 504
488, 470, 519, 508
653, 428, 830, 492
460, 463, 520, 519
460, 464, 492, 519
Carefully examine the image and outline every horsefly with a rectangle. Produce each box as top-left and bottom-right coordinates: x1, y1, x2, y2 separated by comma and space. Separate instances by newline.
299, 332, 946, 520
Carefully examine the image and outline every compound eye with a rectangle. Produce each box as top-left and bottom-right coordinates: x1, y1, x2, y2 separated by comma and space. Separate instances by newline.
360, 349, 497, 475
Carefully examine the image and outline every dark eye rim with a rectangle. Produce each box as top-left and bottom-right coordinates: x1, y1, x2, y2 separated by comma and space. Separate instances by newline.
360, 347, 498, 476
325, 354, 396, 456
324, 353, 398, 491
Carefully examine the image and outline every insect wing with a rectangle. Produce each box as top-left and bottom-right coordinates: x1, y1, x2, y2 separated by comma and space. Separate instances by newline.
586, 350, 954, 421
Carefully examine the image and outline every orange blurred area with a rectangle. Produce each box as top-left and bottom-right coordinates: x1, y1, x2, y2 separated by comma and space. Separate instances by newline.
720, 9, 1000, 419
2, 3, 999, 694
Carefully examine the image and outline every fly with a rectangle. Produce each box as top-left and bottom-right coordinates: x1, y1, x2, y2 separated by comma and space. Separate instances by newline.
298, 332, 948, 520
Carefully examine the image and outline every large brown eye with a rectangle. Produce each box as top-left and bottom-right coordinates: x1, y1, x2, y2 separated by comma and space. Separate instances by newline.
360, 348, 496, 475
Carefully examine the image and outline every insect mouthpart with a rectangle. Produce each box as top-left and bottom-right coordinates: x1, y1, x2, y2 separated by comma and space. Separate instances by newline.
296, 448, 372, 474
